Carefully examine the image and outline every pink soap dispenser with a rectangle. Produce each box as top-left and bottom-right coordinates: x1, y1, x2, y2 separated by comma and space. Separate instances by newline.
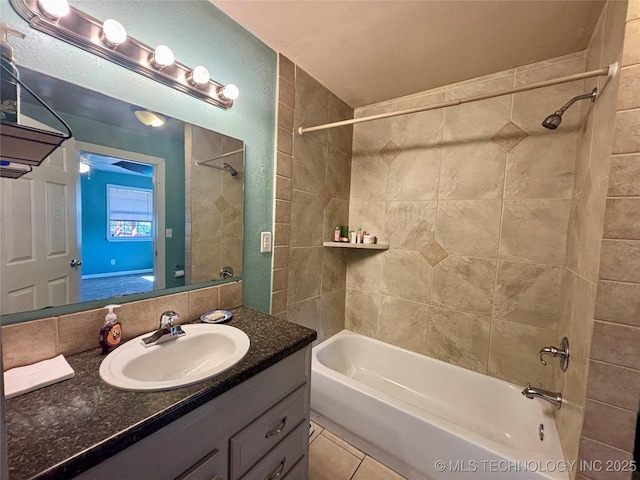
99, 304, 122, 354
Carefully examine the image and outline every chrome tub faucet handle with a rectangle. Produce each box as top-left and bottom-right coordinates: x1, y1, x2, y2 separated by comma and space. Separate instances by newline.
538, 336, 570, 372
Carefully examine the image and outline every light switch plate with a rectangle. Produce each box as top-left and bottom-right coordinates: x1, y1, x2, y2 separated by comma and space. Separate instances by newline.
260, 231, 272, 253
166, 228, 173, 238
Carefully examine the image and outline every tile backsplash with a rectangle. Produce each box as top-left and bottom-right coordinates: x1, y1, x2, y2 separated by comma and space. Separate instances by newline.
1, 281, 242, 370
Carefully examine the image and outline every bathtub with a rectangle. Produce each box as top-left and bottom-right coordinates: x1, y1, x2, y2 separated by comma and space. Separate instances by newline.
311, 330, 569, 480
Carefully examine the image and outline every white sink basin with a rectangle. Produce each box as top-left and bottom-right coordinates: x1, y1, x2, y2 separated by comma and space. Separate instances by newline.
99, 324, 250, 391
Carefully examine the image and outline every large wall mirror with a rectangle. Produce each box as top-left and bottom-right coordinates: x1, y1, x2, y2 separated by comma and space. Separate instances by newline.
0, 67, 244, 318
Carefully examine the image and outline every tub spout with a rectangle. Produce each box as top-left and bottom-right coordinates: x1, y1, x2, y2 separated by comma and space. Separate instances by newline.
521, 383, 562, 409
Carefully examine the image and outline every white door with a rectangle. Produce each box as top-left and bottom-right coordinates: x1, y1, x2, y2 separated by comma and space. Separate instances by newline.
0, 116, 79, 314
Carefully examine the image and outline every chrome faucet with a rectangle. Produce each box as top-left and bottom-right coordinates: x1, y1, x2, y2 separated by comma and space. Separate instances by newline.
521, 383, 563, 409
140, 311, 185, 347
538, 337, 570, 372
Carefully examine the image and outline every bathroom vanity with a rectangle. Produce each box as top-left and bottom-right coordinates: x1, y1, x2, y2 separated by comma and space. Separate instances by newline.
4, 307, 316, 480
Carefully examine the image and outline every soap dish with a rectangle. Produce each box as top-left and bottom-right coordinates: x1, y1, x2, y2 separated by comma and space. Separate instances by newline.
200, 309, 232, 324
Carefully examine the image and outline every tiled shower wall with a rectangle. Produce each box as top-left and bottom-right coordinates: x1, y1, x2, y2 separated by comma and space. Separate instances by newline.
555, 0, 628, 471
271, 55, 354, 343
346, 52, 589, 390
577, 2, 640, 478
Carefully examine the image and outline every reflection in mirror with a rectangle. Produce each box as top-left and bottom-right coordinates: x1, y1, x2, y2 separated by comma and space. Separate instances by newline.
0, 67, 244, 316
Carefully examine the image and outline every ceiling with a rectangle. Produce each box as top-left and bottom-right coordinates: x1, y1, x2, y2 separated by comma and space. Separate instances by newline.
212, 0, 605, 108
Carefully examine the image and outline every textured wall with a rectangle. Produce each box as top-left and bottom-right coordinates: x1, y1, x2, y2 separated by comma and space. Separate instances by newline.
577, 2, 640, 478
0, 0, 277, 313
346, 52, 588, 390
271, 55, 353, 343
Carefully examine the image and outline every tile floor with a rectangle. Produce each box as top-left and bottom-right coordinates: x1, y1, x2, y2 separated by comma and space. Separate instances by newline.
308, 421, 407, 480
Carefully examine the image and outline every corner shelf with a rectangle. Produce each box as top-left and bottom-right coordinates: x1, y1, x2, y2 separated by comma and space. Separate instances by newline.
323, 242, 389, 250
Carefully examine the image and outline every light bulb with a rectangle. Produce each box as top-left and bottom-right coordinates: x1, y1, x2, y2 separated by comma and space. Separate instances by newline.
37, 0, 69, 18
187, 66, 210, 86
150, 45, 174, 69
102, 19, 127, 47
219, 84, 239, 101
79, 162, 90, 174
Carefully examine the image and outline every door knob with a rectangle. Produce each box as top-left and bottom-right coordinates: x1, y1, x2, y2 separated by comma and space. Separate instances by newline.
70, 259, 83, 268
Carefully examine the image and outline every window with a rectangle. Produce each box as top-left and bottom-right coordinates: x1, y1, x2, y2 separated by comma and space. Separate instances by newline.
107, 184, 153, 241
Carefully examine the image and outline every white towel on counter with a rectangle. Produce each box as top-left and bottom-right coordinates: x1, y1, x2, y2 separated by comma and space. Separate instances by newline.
3, 354, 75, 399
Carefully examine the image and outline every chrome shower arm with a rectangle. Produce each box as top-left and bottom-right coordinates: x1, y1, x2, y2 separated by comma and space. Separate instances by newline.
557, 88, 597, 114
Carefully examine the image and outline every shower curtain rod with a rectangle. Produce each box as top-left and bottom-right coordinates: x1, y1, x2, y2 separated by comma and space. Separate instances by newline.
195, 147, 244, 167
297, 63, 618, 135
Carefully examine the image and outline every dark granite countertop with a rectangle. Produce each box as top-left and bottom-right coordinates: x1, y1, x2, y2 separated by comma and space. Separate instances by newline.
5, 307, 316, 480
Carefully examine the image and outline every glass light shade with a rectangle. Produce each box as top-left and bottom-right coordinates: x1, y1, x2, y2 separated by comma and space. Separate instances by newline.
78, 162, 90, 173
151, 45, 175, 68
188, 66, 210, 86
37, 0, 69, 18
102, 19, 127, 47
133, 110, 166, 127
219, 84, 239, 101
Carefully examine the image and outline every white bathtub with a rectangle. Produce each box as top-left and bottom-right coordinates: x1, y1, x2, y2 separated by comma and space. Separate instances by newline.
311, 330, 569, 480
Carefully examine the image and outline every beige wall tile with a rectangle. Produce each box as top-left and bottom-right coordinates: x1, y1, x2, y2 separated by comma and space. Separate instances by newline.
350, 154, 388, 201
432, 256, 496, 315
444, 95, 512, 144
272, 268, 289, 292
488, 320, 556, 387
378, 296, 429, 354
273, 246, 289, 269
271, 290, 288, 315
278, 101, 294, 134
219, 281, 242, 309
381, 250, 433, 304
274, 222, 290, 246
604, 198, 640, 239
276, 127, 292, 155
386, 201, 437, 251
599, 239, 640, 282
595, 280, 640, 327
287, 296, 321, 339
621, 18, 640, 67
323, 198, 349, 244
290, 190, 324, 247
494, 261, 562, 329
578, 436, 634, 480
427, 307, 490, 373
321, 290, 346, 341
387, 149, 440, 201
436, 200, 501, 258
293, 133, 327, 195
189, 286, 220, 321
628, 0, 640, 21
58, 308, 105, 356
557, 365, 587, 465
439, 143, 505, 200
276, 152, 293, 178
591, 320, 640, 370
617, 65, 640, 111
582, 400, 637, 452
327, 94, 354, 155
278, 76, 294, 109
608, 154, 640, 196
568, 275, 597, 384
294, 67, 329, 139
500, 199, 571, 265
346, 250, 383, 294
113, 300, 156, 341
586, 360, 640, 411
275, 175, 292, 201
288, 247, 323, 303
345, 288, 379, 337
2, 318, 57, 370
327, 144, 352, 201
504, 134, 577, 199
155, 293, 190, 327
613, 109, 640, 154
278, 54, 294, 85
349, 201, 387, 244
322, 248, 347, 293
275, 199, 291, 223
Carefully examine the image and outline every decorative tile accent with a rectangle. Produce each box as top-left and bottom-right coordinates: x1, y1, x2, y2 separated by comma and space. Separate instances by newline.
319, 185, 331, 208
420, 240, 448, 266
491, 121, 528, 152
214, 195, 229, 212
378, 140, 401, 164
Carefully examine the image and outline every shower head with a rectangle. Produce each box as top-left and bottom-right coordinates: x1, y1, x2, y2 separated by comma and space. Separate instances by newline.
542, 88, 597, 130
223, 162, 238, 176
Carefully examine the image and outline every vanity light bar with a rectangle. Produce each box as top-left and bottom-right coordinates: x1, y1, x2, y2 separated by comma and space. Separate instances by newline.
9, 0, 239, 110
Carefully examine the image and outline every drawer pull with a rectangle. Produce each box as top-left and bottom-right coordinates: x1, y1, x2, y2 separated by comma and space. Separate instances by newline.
265, 457, 286, 480
265, 416, 288, 438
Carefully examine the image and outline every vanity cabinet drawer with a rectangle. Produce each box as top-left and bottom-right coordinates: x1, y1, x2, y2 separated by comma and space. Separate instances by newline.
231, 385, 306, 479
239, 421, 307, 480
177, 444, 227, 480
282, 457, 307, 480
